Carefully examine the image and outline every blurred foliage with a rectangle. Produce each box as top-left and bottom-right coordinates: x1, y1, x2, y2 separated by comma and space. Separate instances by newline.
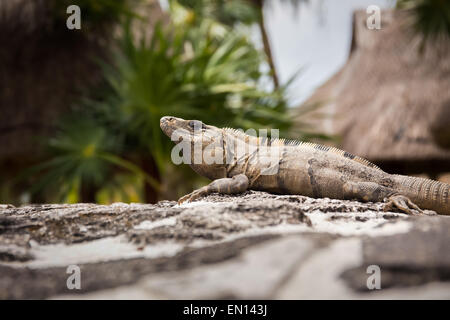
177, 0, 260, 25
397, 0, 450, 43
27, 1, 300, 204
174, 0, 309, 89
48, 0, 139, 30
176, 0, 310, 26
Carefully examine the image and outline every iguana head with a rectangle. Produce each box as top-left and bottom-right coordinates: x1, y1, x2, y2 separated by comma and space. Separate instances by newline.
160, 116, 222, 145
160, 116, 227, 179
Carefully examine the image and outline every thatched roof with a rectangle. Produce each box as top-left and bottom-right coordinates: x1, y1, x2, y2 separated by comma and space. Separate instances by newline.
297, 9, 450, 171
0, 0, 105, 160
0, 0, 167, 160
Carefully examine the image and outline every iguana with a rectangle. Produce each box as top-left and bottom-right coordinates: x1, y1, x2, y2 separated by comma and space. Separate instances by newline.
160, 116, 450, 215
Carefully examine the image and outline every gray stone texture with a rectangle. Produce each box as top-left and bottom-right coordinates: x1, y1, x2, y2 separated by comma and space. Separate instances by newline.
0, 191, 449, 299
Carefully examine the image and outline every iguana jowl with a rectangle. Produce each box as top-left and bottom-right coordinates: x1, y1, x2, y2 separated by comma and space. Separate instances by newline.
160, 116, 450, 215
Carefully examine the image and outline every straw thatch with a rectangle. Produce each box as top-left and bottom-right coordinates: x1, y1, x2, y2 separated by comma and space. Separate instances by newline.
0, 0, 167, 160
297, 9, 450, 175
0, 0, 104, 160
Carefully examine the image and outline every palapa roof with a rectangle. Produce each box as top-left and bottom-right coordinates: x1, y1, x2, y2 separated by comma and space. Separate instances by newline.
0, 0, 167, 160
297, 9, 450, 166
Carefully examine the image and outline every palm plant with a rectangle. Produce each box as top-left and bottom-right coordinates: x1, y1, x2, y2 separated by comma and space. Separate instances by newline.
23, 115, 157, 203
397, 0, 450, 44
28, 5, 294, 203
176, 0, 309, 88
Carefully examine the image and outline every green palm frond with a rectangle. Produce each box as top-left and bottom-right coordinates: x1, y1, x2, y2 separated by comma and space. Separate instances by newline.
397, 0, 450, 43
176, 0, 259, 26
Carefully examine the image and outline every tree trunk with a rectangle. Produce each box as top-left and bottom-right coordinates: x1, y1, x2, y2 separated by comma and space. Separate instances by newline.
80, 180, 98, 203
141, 154, 161, 204
252, 0, 279, 89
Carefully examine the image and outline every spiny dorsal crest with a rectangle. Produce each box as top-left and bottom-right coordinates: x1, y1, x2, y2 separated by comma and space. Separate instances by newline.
222, 127, 382, 171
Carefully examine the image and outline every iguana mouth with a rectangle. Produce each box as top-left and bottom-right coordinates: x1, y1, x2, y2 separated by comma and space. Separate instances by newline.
160, 116, 181, 137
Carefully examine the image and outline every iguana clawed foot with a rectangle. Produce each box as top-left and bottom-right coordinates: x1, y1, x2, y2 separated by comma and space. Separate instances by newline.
178, 187, 208, 205
383, 194, 425, 215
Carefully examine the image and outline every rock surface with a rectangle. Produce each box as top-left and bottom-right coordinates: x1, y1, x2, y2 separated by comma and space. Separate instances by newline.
0, 191, 449, 299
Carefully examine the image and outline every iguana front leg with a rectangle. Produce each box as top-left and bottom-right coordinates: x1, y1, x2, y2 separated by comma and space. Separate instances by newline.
178, 174, 249, 204
343, 181, 426, 215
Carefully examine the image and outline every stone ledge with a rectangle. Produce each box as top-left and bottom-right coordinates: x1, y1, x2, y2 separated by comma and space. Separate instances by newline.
1, 191, 449, 299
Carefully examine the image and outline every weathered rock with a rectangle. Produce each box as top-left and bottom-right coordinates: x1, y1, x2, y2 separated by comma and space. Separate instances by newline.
0, 191, 449, 299
341, 216, 450, 291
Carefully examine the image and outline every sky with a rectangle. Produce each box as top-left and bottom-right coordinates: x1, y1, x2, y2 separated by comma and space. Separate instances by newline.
264, 0, 395, 105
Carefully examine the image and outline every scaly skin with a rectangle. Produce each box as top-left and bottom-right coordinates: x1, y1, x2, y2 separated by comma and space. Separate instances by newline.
160, 116, 449, 215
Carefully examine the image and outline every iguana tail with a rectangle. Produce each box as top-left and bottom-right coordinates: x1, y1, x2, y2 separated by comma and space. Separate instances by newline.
393, 175, 450, 215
